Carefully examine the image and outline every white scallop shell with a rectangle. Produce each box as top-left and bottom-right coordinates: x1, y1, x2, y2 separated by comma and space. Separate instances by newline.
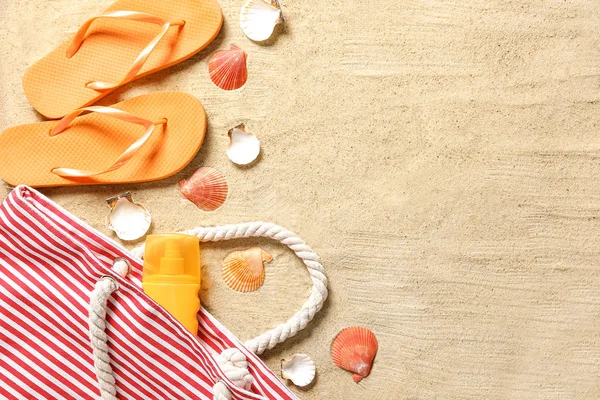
105, 193, 151, 241
281, 354, 315, 387
227, 124, 261, 165
240, 0, 283, 42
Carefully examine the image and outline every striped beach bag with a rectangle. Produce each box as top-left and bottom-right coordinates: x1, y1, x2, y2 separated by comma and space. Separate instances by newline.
0, 186, 327, 399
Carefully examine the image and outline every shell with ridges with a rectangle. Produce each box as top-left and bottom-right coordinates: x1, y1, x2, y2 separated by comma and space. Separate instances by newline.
222, 247, 272, 292
331, 326, 378, 383
281, 354, 316, 387
208, 45, 248, 91
179, 167, 228, 212
240, 0, 283, 42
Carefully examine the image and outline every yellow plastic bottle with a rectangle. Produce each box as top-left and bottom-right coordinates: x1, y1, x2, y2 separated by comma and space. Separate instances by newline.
142, 234, 201, 334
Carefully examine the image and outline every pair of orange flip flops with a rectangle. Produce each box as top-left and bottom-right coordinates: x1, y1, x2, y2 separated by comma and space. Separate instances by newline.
0, 0, 223, 188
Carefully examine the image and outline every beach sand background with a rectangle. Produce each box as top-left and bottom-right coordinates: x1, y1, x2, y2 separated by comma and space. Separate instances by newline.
2, 0, 600, 398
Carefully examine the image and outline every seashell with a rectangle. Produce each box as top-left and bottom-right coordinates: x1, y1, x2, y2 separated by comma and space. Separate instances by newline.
240, 0, 284, 42
105, 192, 151, 241
179, 167, 228, 212
227, 123, 261, 165
208, 45, 248, 91
331, 326, 378, 383
222, 247, 272, 292
281, 354, 316, 387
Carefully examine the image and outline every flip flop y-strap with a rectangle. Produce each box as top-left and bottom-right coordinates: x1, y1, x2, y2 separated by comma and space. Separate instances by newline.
51, 106, 167, 178
67, 11, 185, 91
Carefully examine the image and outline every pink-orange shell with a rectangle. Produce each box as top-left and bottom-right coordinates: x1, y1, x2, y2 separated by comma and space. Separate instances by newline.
179, 167, 228, 211
208, 45, 248, 91
331, 326, 378, 383
222, 247, 272, 292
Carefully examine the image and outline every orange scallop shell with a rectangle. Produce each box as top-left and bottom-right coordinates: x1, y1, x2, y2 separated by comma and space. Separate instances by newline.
331, 326, 378, 383
222, 247, 272, 292
179, 167, 228, 211
208, 45, 248, 91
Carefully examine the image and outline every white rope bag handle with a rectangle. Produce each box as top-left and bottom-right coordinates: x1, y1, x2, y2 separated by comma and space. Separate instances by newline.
89, 222, 328, 400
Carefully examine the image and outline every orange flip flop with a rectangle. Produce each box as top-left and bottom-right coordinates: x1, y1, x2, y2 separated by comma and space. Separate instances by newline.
23, 0, 222, 119
0, 92, 206, 188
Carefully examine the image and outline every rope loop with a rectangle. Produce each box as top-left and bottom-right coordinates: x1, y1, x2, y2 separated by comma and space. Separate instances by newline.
131, 221, 329, 355
89, 222, 328, 400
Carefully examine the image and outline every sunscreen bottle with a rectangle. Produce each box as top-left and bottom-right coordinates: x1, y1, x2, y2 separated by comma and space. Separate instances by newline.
142, 234, 201, 333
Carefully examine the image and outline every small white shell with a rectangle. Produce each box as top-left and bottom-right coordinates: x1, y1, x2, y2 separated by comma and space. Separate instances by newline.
281, 354, 315, 387
227, 124, 261, 165
106, 193, 151, 241
240, 0, 283, 42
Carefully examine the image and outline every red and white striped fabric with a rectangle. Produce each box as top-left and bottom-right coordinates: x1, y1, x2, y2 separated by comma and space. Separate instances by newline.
0, 186, 297, 400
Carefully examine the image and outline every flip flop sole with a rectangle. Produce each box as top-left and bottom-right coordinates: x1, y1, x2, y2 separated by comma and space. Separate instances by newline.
0, 92, 206, 188
23, 0, 222, 119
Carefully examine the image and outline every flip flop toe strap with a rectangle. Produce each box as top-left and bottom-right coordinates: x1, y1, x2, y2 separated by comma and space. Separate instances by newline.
67, 11, 185, 91
50, 106, 167, 178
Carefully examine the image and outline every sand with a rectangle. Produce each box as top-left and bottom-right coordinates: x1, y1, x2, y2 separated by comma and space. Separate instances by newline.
2, 0, 600, 398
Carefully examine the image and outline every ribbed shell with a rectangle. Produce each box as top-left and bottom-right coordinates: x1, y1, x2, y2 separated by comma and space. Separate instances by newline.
222, 247, 272, 292
179, 167, 228, 211
208, 45, 248, 91
331, 326, 378, 383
